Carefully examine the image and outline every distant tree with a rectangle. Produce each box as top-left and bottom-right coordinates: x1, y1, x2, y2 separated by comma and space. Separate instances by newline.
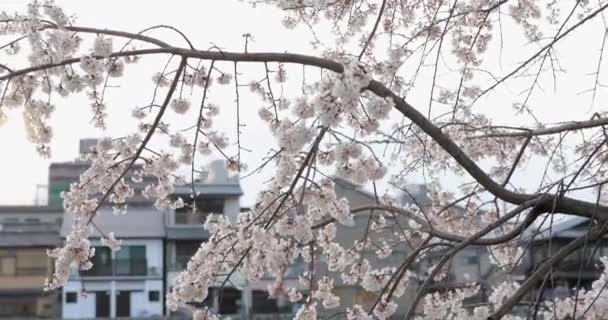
3, 1, 608, 319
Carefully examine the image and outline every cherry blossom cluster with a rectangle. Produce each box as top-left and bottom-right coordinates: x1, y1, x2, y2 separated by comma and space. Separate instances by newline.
44, 137, 142, 289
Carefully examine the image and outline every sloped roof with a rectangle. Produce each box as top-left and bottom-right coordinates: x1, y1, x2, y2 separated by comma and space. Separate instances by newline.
333, 177, 376, 200
524, 216, 589, 242
61, 207, 165, 238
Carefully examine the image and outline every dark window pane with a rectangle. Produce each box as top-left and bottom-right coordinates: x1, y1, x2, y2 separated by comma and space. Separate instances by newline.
115, 246, 147, 276
217, 288, 240, 314
148, 291, 160, 302
82, 247, 112, 276
175, 198, 224, 225
66, 292, 77, 303
175, 241, 200, 269
252, 290, 279, 314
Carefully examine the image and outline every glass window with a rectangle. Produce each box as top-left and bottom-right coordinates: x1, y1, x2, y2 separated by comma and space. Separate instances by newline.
217, 288, 241, 314
175, 198, 224, 224
464, 255, 479, 265
461, 249, 479, 265
49, 183, 70, 207
66, 292, 77, 303
16, 249, 47, 275
252, 290, 279, 314
148, 291, 160, 302
82, 247, 112, 276
116, 246, 146, 275
175, 241, 200, 270
0, 256, 16, 276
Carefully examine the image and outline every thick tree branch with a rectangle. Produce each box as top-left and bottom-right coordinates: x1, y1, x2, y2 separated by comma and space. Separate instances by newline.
0, 35, 606, 220
473, 117, 608, 138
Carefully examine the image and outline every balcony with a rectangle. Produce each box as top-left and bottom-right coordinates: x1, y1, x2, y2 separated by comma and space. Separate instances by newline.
169, 256, 191, 271
80, 258, 152, 277
0, 222, 60, 233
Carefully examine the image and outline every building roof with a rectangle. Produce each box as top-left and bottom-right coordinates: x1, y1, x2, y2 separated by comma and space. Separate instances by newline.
173, 183, 243, 196
333, 177, 376, 200
0, 206, 62, 214
524, 216, 590, 242
61, 207, 165, 238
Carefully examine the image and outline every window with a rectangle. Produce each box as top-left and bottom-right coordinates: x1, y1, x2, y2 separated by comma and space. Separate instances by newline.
461, 250, 480, 265
149, 291, 160, 302
49, 183, 70, 207
66, 292, 77, 303
116, 246, 146, 276
16, 249, 48, 275
217, 288, 241, 314
175, 241, 200, 270
532, 247, 545, 263
175, 198, 224, 225
252, 290, 279, 314
0, 250, 16, 276
82, 247, 112, 276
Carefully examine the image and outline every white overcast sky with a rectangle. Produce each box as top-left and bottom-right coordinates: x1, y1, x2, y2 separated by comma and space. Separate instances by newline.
0, 0, 604, 207
0, 0, 316, 206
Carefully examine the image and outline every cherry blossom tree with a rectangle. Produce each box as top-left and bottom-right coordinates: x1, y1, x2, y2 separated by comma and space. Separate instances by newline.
3, 0, 608, 319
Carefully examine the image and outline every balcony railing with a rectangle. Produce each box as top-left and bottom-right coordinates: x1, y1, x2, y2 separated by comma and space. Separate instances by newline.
0, 222, 60, 233
80, 258, 149, 277
169, 256, 191, 271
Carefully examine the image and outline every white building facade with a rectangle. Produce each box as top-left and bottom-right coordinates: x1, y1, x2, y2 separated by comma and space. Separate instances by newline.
165, 160, 243, 318
61, 208, 166, 318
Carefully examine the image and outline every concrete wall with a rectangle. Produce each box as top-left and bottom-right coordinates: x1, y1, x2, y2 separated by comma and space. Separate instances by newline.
62, 280, 164, 318
224, 195, 241, 221
62, 239, 164, 318
62, 281, 96, 319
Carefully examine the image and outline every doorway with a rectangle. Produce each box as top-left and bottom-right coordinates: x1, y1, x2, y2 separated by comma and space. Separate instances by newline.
116, 290, 131, 317
95, 291, 110, 318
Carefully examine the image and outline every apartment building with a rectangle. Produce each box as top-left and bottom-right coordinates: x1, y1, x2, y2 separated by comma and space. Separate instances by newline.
0, 205, 63, 318
48, 138, 164, 318
60, 207, 165, 318
165, 160, 243, 318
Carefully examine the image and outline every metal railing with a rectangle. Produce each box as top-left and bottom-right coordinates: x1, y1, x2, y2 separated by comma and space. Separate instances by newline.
80, 258, 148, 276
168, 256, 191, 271
0, 222, 60, 233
